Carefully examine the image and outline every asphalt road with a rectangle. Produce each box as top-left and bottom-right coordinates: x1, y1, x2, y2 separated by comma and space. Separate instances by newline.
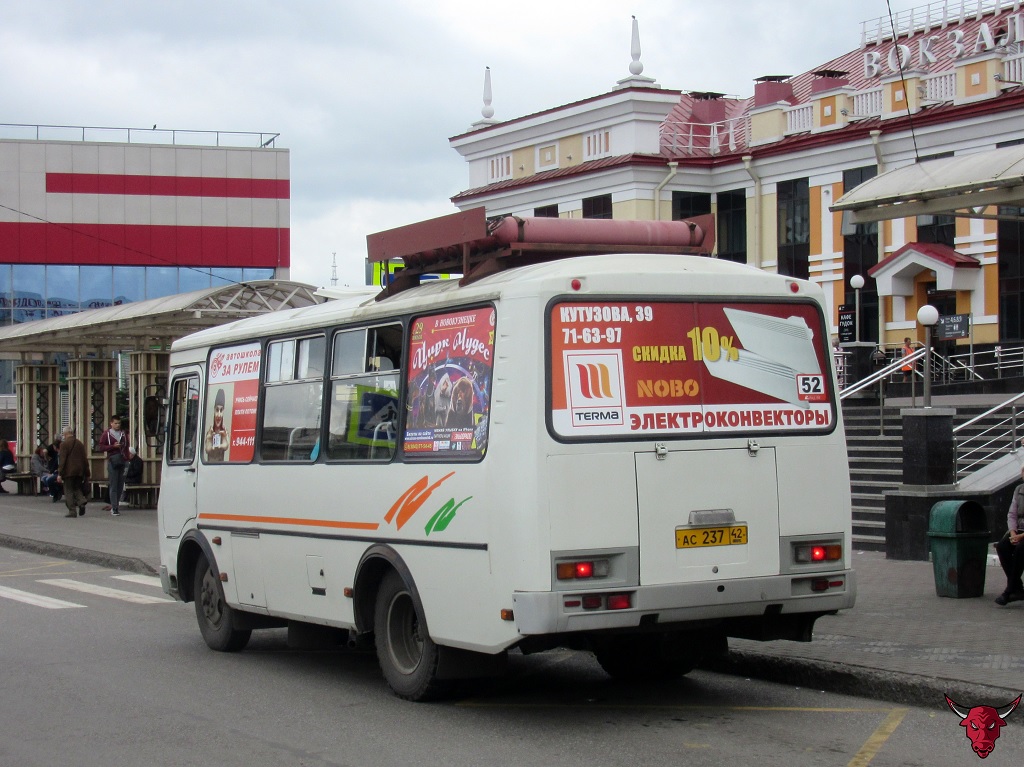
1, 548, 1021, 767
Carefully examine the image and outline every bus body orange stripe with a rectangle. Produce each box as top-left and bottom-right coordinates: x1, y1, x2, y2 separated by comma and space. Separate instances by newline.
198, 512, 380, 531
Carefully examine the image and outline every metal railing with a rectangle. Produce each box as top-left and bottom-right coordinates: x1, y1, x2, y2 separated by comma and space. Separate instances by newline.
660, 115, 749, 157
953, 391, 1024, 484
949, 344, 1024, 380
0, 123, 281, 148
859, 0, 1019, 47
839, 347, 928, 400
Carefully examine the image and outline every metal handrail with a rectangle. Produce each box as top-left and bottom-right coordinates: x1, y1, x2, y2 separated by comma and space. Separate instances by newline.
0, 122, 281, 148
839, 347, 927, 400
952, 391, 1024, 486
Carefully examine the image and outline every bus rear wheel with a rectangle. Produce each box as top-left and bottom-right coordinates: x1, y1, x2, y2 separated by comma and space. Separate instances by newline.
594, 632, 702, 681
374, 570, 449, 701
194, 556, 251, 652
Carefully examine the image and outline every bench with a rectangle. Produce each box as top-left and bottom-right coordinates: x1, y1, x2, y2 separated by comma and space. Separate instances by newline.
7, 472, 39, 496
92, 481, 160, 509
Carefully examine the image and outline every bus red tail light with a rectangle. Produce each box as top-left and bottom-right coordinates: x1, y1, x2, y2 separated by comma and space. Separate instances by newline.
556, 559, 610, 580
794, 543, 842, 563
606, 593, 631, 610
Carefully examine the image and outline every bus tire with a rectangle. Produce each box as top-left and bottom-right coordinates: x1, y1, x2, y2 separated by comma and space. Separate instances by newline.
194, 556, 251, 653
373, 570, 448, 701
593, 632, 699, 681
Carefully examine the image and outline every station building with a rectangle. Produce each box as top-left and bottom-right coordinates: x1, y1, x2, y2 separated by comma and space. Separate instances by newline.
448, 1, 1024, 357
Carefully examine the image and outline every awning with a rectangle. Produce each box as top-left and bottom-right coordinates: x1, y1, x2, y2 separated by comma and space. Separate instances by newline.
0, 280, 323, 354
831, 144, 1024, 224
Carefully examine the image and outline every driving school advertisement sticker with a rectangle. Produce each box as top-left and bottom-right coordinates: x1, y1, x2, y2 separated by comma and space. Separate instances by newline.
550, 301, 832, 437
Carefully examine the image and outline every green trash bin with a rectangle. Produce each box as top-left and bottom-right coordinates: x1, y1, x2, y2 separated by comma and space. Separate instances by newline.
928, 500, 990, 598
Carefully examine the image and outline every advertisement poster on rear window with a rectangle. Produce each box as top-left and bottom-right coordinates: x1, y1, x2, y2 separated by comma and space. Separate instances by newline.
205, 342, 261, 462
404, 308, 495, 458
549, 301, 833, 438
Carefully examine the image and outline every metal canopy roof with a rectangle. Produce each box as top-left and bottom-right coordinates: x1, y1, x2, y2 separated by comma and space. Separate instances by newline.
0, 280, 323, 354
831, 144, 1024, 224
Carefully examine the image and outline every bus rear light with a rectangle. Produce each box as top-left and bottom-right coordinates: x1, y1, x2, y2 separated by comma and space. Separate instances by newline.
606, 593, 631, 610
556, 559, 610, 580
581, 595, 603, 609
794, 543, 842, 563
500, 609, 514, 621
811, 578, 829, 592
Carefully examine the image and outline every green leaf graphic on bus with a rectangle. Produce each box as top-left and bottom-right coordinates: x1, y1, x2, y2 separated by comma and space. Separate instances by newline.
425, 496, 472, 535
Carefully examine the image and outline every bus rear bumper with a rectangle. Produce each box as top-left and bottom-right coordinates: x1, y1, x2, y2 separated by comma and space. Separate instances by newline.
512, 569, 855, 636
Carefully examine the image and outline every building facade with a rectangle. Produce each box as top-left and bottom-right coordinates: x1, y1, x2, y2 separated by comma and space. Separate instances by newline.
0, 127, 289, 437
449, 2, 1024, 353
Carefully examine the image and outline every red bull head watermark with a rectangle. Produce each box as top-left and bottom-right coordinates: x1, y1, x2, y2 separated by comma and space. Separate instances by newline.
945, 693, 1021, 759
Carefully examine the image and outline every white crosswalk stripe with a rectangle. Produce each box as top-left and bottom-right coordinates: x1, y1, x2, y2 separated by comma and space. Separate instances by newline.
0, 584, 84, 609
38, 578, 172, 605
112, 574, 162, 588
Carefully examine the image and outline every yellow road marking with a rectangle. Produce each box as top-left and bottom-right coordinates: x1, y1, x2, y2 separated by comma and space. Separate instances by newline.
847, 707, 908, 767
458, 701, 894, 712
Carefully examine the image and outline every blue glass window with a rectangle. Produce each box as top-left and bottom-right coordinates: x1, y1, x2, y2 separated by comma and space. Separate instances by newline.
46, 265, 79, 317
211, 268, 243, 287
113, 266, 144, 304
0, 264, 11, 325
12, 265, 45, 322
178, 268, 212, 293
242, 268, 275, 282
81, 266, 112, 309
146, 267, 178, 299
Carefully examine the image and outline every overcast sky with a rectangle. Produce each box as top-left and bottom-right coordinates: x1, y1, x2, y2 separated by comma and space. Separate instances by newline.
0, 0, 921, 288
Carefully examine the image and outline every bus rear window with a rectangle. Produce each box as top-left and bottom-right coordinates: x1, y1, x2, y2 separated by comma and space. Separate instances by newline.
549, 300, 834, 439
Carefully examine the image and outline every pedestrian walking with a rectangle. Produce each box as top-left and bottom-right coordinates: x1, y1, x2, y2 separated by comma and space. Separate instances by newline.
98, 416, 130, 516
901, 337, 915, 382
56, 426, 90, 518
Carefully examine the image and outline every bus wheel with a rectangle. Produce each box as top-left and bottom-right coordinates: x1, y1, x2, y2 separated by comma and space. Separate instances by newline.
373, 570, 448, 701
594, 632, 700, 681
194, 556, 251, 652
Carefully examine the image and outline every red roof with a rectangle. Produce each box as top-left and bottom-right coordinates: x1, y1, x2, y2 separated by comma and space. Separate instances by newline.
868, 241, 981, 277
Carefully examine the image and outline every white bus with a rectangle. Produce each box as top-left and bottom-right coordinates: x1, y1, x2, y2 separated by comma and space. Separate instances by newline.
158, 210, 855, 700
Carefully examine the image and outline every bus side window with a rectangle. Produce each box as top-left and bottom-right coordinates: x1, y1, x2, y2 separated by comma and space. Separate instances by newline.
261, 335, 325, 462
327, 324, 402, 461
168, 376, 200, 463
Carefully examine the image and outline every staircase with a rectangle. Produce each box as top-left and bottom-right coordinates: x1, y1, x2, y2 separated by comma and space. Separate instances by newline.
843, 401, 1011, 551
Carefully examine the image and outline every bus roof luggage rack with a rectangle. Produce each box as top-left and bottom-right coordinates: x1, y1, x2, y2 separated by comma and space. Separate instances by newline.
366, 207, 714, 299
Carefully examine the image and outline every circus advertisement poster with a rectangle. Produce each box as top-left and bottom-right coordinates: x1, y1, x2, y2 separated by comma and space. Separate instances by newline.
205, 341, 261, 462
549, 301, 833, 438
405, 308, 496, 457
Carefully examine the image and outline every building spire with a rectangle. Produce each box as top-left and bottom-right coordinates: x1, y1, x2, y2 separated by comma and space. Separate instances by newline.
615, 16, 658, 90
471, 66, 499, 130
629, 15, 643, 75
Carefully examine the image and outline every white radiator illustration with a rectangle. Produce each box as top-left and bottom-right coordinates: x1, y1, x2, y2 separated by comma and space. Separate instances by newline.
704, 308, 820, 407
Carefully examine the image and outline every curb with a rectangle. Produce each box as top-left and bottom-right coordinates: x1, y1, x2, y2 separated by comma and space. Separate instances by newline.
0, 533, 158, 575
703, 649, 1023, 709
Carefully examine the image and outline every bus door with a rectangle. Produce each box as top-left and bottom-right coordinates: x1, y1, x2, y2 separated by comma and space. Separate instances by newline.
635, 446, 781, 585
161, 368, 202, 538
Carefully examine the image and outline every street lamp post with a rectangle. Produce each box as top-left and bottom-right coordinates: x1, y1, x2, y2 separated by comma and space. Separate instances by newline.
918, 304, 939, 408
850, 274, 865, 343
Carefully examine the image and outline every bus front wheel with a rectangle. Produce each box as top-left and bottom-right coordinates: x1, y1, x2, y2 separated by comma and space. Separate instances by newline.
194, 556, 251, 652
373, 570, 448, 701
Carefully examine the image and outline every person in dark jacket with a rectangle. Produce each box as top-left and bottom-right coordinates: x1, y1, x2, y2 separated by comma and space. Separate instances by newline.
56, 427, 90, 518
44, 437, 63, 502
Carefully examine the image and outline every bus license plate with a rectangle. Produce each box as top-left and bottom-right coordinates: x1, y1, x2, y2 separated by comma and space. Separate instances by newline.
676, 525, 748, 549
